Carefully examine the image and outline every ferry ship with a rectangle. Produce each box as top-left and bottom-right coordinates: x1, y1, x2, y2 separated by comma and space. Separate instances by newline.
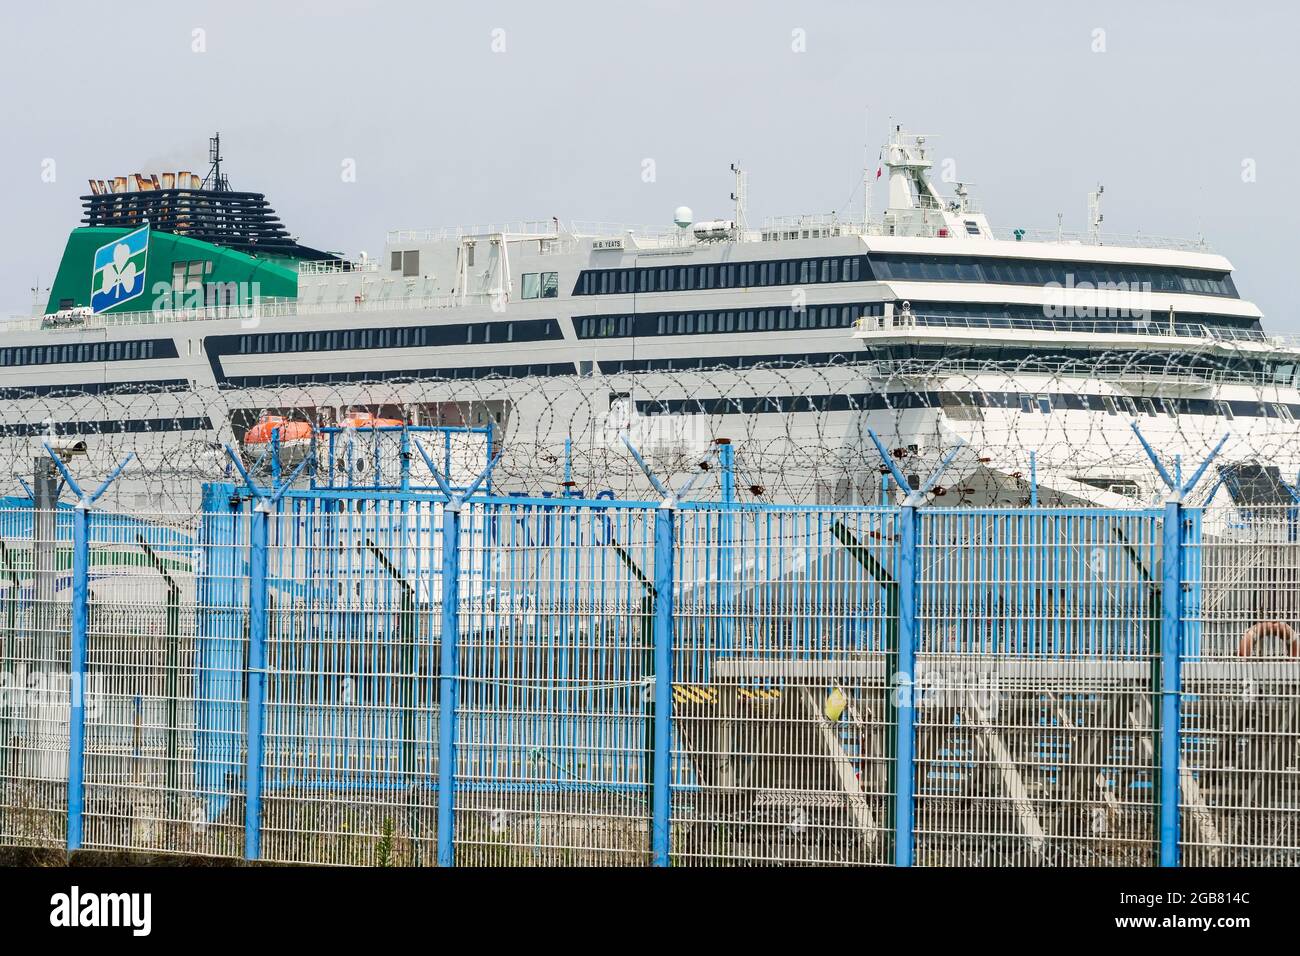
4, 130, 1298, 510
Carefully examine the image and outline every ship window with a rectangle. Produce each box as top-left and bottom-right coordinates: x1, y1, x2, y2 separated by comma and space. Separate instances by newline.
522, 273, 540, 299
391, 251, 402, 271
401, 250, 420, 277
1037, 395, 1051, 414
1217, 400, 1234, 421
1019, 394, 1033, 413
540, 272, 558, 298
1140, 398, 1157, 416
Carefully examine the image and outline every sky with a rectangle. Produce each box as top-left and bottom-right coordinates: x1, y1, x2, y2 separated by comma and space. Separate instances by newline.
0, 0, 1295, 327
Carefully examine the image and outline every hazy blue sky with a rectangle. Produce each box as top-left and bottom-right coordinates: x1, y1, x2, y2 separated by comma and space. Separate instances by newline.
1, 1, 1295, 325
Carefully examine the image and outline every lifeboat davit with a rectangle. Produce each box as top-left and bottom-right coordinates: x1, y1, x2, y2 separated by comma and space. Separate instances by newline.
242, 413, 315, 466
339, 411, 405, 429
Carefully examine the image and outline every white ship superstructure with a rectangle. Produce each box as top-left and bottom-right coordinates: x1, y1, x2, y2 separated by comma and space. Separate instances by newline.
4, 128, 1298, 510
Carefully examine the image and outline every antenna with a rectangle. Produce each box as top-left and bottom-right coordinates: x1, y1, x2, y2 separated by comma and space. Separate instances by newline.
1088, 183, 1104, 244
729, 163, 748, 241
203, 132, 229, 191
863, 109, 870, 229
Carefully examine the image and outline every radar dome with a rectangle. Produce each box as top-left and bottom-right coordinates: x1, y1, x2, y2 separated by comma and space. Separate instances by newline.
673, 206, 693, 229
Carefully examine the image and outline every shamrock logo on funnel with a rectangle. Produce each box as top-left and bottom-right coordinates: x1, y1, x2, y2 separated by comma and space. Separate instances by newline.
90, 224, 149, 314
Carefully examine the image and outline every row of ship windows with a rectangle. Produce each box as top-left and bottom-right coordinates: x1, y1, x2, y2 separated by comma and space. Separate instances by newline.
574, 255, 869, 295
220, 363, 578, 389
7, 303, 1250, 370
0, 339, 169, 366
635, 391, 1300, 419
1004, 391, 1288, 421
228, 319, 561, 356
573, 254, 1237, 298
2, 369, 1291, 424
0, 380, 188, 400
868, 255, 1237, 297
858, 344, 1293, 381
576, 303, 884, 339
595, 350, 1285, 381
0, 417, 212, 438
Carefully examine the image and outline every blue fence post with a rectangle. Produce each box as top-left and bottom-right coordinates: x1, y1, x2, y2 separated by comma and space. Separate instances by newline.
244, 500, 270, 860
66, 501, 89, 852
436, 497, 461, 867
894, 504, 917, 867
196, 482, 242, 822
863, 430, 964, 868
651, 504, 674, 867
716, 439, 735, 660
400, 427, 411, 492
39, 445, 134, 854
1159, 499, 1182, 867
1129, 423, 1228, 868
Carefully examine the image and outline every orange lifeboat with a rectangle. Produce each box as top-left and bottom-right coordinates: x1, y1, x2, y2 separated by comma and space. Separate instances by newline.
339, 411, 405, 429
242, 413, 315, 465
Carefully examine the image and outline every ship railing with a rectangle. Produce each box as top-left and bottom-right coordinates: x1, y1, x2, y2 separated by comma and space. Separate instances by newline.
384, 216, 1215, 252
853, 312, 1300, 349
760, 214, 869, 242
856, 311, 1217, 339
752, 216, 1212, 251
865, 356, 1298, 389
2, 300, 292, 332
569, 221, 681, 238
1204, 326, 1300, 350
987, 226, 1213, 251
297, 259, 381, 275
387, 221, 560, 243
5, 289, 512, 332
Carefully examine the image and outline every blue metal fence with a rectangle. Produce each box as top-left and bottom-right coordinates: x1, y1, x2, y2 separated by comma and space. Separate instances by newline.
0, 474, 1297, 866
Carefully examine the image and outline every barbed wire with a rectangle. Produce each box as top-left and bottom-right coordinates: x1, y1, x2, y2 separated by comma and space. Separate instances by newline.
1, 347, 1295, 513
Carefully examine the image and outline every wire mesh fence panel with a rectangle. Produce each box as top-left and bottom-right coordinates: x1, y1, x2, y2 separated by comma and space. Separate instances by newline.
453, 499, 658, 866
80, 507, 245, 858
1181, 505, 1300, 865
8, 476, 1300, 868
914, 509, 1162, 866
260, 495, 443, 866
670, 507, 898, 866
0, 498, 68, 849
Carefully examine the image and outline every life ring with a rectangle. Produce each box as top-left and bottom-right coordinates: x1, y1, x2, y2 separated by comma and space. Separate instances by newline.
1237, 621, 1300, 658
